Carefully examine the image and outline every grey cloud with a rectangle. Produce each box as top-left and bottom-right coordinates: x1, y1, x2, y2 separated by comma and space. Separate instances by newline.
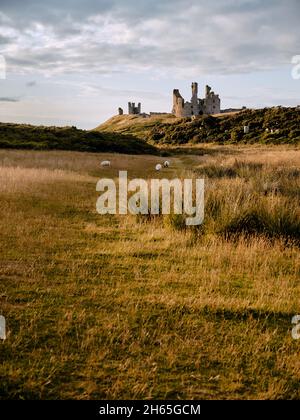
1, 0, 299, 76
0, 97, 19, 102
0, 35, 12, 44
0, 0, 187, 22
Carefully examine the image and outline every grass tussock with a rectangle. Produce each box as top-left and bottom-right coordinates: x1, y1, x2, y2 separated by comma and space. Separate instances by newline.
139, 155, 300, 245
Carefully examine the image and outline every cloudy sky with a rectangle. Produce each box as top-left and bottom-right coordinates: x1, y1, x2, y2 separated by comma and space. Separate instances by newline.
0, 0, 299, 128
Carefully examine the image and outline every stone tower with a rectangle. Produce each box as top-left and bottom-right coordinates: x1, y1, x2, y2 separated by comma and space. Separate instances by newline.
128, 102, 141, 115
191, 82, 199, 115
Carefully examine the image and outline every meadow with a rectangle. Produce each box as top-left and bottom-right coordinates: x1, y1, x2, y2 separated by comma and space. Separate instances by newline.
0, 145, 299, 399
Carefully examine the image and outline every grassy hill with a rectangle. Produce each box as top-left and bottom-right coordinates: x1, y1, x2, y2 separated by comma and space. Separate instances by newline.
2, 107, 298, 157
96, 107, 300, 145
0, 122, 158, 155
94, 113, 180, 139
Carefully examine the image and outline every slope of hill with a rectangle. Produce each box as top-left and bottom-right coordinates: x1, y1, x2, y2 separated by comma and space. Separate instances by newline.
94, 114, 180, 139
150, 107, 300, 145
96, 107, 300, 145
0, 122, 158, 155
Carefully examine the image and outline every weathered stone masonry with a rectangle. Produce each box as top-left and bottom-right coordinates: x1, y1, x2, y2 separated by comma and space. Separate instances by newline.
117, 82, 221, 118
128, 102, 141, 115
172, 82, 221, 117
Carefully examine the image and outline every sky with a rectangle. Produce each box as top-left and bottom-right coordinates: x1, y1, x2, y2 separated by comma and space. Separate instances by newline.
0, 0, 300, 129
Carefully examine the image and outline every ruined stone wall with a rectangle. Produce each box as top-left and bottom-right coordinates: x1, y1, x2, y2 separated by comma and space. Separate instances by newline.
183, 101, 192, 117
203, 85, 221, 114
172, 83, 220, 117
173, 89, 198, 117
172, 89, 185, 117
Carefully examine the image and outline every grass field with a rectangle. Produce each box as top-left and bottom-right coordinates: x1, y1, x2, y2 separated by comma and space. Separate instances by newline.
0, 146, 300, 399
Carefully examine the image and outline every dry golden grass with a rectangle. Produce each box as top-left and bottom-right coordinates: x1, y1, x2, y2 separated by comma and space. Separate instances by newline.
0, 147, 299, 400
95, 114, 179, 131
94, 114, 181, 139
0, 166, 95, 193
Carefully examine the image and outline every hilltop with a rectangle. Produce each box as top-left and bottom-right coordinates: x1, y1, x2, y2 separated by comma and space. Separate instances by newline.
94, 113, 181, 139
0, 122, 158, 155
96, 107, 300, 145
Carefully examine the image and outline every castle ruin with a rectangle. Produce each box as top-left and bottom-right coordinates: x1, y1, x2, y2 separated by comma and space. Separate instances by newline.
172, 82, 221, 117
128, 102, 141, 115
117, 82, 221, 118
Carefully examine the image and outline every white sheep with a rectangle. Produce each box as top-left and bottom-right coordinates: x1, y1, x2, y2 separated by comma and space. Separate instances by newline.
155, 164, 162, 171
163, 160, 170, 168
101, 160, 111, 167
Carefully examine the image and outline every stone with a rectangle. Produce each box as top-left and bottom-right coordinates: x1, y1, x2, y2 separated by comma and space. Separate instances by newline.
172, 82, 221, 117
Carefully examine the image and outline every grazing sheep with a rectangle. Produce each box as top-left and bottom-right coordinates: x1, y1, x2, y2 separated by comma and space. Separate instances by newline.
155, 164, 162, 171
101, 160, 111, 167
163, 160, 170, 168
